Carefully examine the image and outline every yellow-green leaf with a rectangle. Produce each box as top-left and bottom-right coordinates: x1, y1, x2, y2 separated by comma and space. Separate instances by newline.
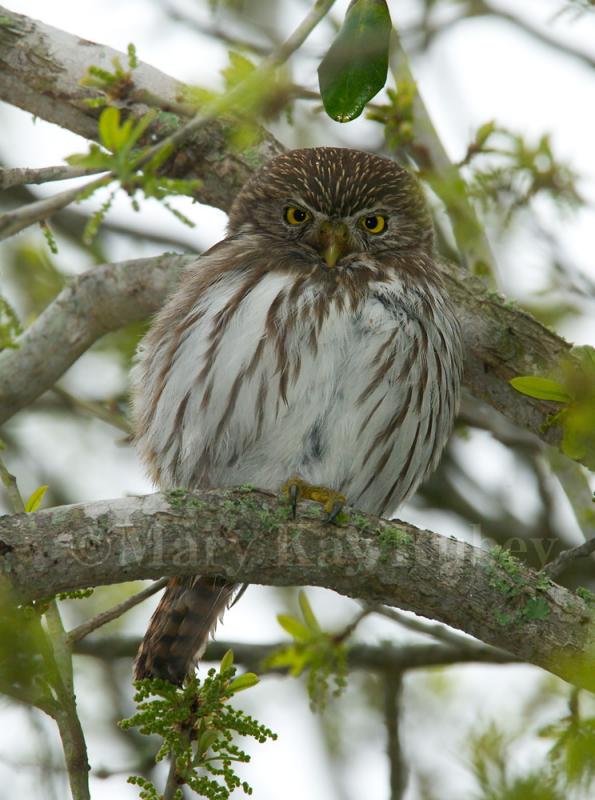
219, 648, 234, 673
277, 614, 310, 641
509, 376, 571, 403
298, 591, 321, 633
222, 51, 256, 90
24, 485, 48, 513
228, 672, 259, 693
98, 106, 121, 152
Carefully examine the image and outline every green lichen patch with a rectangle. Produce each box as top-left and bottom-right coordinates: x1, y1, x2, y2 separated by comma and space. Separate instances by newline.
166, 488, 205, 513
486, 546, 553, 626
378, 525, 413, 562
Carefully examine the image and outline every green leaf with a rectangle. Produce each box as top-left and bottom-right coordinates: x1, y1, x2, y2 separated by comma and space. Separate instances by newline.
221, 51, 256, 90
197, 729, 219, 755
475, 120, 496, 148
509, 376, 571, 403
298, 591, 321, 633
98, 106, 121, 152
277, 613, 310, 641
24, 485, 48, 513
228, 672, 259, 693
219, 649, 234, 673
0, 294, 22, 351
318, 0, 392, 122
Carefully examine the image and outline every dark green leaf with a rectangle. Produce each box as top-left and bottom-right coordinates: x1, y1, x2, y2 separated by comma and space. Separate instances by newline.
318, 0, 392, 122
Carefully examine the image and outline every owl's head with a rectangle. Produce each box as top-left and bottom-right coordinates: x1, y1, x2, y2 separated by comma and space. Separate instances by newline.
227, 147, 434, 268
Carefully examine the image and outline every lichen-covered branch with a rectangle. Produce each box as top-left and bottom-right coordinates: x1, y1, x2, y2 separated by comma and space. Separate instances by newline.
0, 488, 593, 690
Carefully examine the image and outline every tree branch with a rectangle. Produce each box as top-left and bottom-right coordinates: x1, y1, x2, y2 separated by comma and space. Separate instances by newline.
543, 538, 595, 580
0, 488, 593, 690
384, 672, 407, 800
0, 6, 284, 212
0, 164, 104, 190
0, 254, 192, 424
74, 635, 518, 672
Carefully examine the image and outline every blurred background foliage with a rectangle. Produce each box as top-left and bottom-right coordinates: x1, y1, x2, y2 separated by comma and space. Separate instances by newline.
1, 1, 595, 798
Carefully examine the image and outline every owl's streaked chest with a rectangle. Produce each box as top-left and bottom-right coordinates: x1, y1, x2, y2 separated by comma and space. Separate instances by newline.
133, 265, 462, 517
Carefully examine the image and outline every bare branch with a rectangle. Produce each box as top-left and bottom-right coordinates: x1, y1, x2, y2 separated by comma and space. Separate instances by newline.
0, 488, 593, 690
385, 673, 407, 800
471, 1, 595, 72
543, 538, 595, 580
66, 578, 168, 644
74, 635, 519, 672
0, 174, 110, 241
0, 164, 104, 190
52, 387, 132, 434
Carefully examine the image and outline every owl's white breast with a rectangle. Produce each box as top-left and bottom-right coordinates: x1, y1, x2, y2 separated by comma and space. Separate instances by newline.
133, 262, 462, 517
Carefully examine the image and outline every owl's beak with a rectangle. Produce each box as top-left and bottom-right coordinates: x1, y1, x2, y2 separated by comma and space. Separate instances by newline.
317, 221, 351, 268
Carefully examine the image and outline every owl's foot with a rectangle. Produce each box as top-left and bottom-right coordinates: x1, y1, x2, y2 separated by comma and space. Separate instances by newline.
281, 477, 346, 524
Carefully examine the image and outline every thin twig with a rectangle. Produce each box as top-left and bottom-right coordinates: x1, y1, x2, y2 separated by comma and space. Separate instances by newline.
66, 578, 168, 644
333, 604, 380, 643
163, 757, 181, 800
0, 173, 111, 241
0, 446, 25, 512
372, 604, 478, 651
0, 164, 104, 191
52, 387, 132, 434
542, 538, 595, 579
384, 672, 407, 800
46, 602, 91, 800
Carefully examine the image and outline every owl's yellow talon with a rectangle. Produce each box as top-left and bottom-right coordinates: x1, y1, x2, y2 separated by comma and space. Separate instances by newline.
281, 477, 345, 524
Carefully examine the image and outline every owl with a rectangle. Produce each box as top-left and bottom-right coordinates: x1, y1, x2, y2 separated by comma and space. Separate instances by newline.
132, 147, 463, 683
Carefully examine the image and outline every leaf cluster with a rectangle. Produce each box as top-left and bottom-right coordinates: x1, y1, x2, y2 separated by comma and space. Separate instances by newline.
67, 106, 201, 243
264, 591, 347, 710
0, 294, 21, 351
80, 43, 139, 108
462, 123, 581, 225
120, 651, 276, 800
367, 81, 416, 151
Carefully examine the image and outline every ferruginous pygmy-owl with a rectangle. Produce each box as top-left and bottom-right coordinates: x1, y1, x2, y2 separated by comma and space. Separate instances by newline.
132, 147, 463, 683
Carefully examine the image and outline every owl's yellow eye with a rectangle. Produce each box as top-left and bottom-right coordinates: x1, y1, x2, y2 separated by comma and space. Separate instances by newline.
285, 206, 311, 225
361, 214, 387, 234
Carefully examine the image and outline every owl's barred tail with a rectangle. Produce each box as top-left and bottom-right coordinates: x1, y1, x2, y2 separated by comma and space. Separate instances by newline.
133, 576, 236, 684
